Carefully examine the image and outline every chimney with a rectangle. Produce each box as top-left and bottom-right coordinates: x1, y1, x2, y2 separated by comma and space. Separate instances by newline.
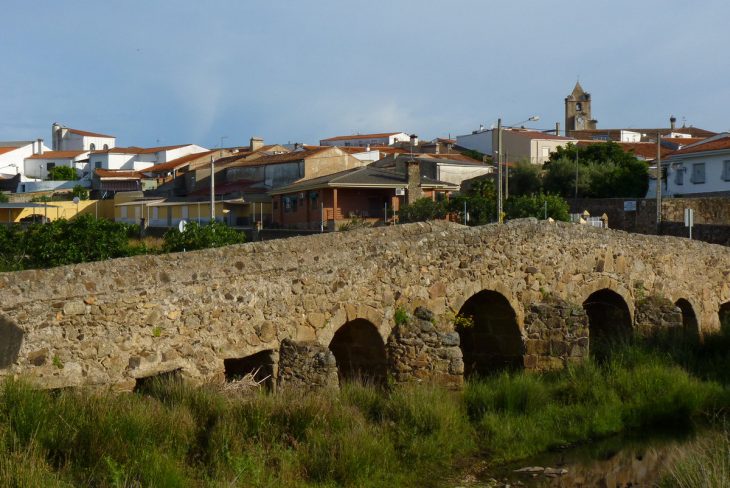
555, 122, 561, 137
36, 138, 43, 155
250, 136, 264, 151
52, 122, 61, 151
406, 158, 423, 204
670, 115, 677, 130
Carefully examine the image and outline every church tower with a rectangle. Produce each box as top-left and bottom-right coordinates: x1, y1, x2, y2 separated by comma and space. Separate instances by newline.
565, 82, 597, 135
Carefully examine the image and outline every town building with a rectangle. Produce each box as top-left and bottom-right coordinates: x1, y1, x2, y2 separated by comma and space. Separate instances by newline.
0, 140, 50, 180
660, 133, 730, 197
88, 144, 208, 173
51, 123, 116, 151
320, 132, 412, 147
24, 150, 90, 180
457, 128, 576, 165
565, 81, 598, 134
269, 165, 458, 230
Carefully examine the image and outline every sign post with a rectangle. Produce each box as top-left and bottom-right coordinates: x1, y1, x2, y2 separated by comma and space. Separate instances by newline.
684, 208, 694, 240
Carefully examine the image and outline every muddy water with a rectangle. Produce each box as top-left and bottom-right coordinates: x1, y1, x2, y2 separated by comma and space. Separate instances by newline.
457, 428, 703, 487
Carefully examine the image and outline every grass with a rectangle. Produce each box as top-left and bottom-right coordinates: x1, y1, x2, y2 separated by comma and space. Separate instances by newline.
0, 338, 727, 487
660, 426, 730, 488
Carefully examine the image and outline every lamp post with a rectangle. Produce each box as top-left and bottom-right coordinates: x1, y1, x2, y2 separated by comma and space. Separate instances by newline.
495, 115, 539, 223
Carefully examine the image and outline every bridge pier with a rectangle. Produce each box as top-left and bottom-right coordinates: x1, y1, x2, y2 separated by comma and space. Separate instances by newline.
277, 339, 339, 390
523, 296, 589, 370
386, 307, 463, 388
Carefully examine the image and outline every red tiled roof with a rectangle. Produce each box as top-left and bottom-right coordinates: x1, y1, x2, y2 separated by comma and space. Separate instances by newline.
91, 144, 190, 155
320, 132, 403, 142
227, 147, 332, 167
670, 135, 730, 156
94, 169, 144, 179
508, 130, 576, 141
0, 147, 17, 155
26, 150, 86, 159
67, 128, 115, 138
142, 150, 216, 174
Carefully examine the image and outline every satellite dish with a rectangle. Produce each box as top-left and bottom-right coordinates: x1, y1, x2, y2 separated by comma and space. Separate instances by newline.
178, 220, 187, 232
72, 196, 80, 204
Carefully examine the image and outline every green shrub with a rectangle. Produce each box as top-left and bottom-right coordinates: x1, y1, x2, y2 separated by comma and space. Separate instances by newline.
162, 221, 245, 252
398, 197, 448, 223
47, 165, 77, 181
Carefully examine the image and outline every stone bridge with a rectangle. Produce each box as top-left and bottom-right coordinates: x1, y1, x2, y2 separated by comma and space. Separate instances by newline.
1, 220, 729, 391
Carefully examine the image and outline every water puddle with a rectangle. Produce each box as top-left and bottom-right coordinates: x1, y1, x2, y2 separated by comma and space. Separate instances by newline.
453, 428, 704, 487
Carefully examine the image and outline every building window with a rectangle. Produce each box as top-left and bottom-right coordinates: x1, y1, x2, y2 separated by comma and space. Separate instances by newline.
674, 166, 684, 185
120, 206, 127, 219
152, 207, 159, 220
541, 147, 550, 158
691, 163, 705, 184
95, 161, 102, 169
103, 144, 109, 150
90, 143, 96, 151
575, 102, 582, 112
723, 160, 730, 181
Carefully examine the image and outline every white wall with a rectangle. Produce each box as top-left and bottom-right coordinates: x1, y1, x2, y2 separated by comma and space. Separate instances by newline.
24, 156, 86, 180
321, 133, 409, 147
435, 163, 492, 185
60, 133, 115, 151
0, 142, 51, 178
456, 130, 493, 155
665, 151, 730, 196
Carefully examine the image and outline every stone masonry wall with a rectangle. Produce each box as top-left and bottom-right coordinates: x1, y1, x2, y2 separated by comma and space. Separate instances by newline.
523, 296, 589, 371
1, 219, 730, 390
386, 306, 463, 388
277, 339, 338, 390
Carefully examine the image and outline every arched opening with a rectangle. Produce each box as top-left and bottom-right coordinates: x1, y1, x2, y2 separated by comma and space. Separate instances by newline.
133, 368, 182, 394
720, 302, 730, 334
328, 319, 386, 385
583, 289, 632, 358
456, 290, 523, 377
224, 350, 276, 390
675, 299, 699, 340
0, 315, 23, 369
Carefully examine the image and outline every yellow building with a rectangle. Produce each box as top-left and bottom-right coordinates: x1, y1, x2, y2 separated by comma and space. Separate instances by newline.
112, 192, 271, 228
0, 200, 114, 224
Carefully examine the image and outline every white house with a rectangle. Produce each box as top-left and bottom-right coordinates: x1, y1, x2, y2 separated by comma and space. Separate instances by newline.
320, 132, 411, 147
51, 123, 116, 152
24, 150, 89, 180
457, 127, 576, 165
89, 144, 209, 172
0, 140, 51, 180
660, 133, 730, 197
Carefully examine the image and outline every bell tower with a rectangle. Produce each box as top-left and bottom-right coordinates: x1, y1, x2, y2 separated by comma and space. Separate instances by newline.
565, 81, 597, 135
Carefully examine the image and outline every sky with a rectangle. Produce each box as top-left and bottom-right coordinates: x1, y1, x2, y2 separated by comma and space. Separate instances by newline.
1, 0, 729, 148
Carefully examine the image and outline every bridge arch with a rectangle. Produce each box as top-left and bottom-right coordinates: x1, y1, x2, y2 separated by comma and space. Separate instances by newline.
674, 298, 700, 340
455, 289, 524, 377
0, 314, 23, 370
582, 288, 633, 358
720, 301, 730, 333
328, 318, 387, 385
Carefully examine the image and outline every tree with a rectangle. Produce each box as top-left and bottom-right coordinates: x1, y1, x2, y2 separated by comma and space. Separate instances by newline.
509, 160, 542, 196
48, 165, 77, 181
162, 221, 245, 252
398, 197, 448, 223
0, 192, 8, 203
72, 185, 89, 200
504, 193, 570, 221
543, 142, 648, 198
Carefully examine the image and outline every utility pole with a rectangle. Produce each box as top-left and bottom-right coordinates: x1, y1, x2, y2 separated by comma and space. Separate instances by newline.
656, 131, 662, 233
574, 144, 579, 203
496, 118, 503, 223
210, 156, 216, 222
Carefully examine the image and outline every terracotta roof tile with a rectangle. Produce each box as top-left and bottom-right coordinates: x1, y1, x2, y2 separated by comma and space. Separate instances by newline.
94, 169, 144, 179
26, 150, 87, 159
320, 132, 403, 142
670, 134, 730, 156
91, 144, 191, 155
67, 128, 115, 138
0, 147, 17, 156
142, 150, 216, 173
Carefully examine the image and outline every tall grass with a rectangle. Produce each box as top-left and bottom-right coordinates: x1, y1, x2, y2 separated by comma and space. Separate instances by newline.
0, 339, 727, 486
660, 427, 730, 488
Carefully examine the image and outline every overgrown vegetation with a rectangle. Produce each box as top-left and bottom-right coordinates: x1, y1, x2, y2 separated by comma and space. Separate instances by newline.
47, 165, 77, 181
0, 216, 245, 272
161, 220, 245, 252
0, 334, 728, 487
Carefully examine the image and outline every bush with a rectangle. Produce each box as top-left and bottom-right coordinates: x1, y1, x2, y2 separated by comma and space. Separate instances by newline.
398, 197, 448, 223
71, 185, 89, 200
504, 193, 570, 221
47, 166, 77, 181
162, 221, 245, 252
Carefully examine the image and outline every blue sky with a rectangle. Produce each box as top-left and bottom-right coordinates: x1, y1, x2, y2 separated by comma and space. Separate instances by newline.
1, 0, 728, 148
